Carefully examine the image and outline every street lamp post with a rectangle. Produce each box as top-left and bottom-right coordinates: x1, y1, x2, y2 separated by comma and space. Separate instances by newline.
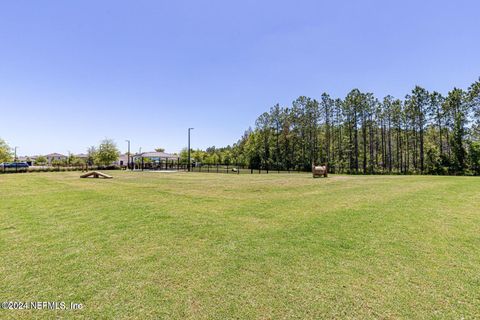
125, 140, 131, 170
138, 147, 142, 170
188, 128, 194, 172
14, 146, 18, 172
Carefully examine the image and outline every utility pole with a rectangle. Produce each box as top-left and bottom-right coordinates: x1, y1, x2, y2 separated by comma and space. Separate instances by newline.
188, 128, 194, 172
125, 140, 131, 170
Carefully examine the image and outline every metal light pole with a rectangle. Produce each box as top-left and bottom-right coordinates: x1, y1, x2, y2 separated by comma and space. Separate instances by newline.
138, 147, 142, 171
14, 146, 18, 172
188, 128, 194, 172
125, 140, 131, 170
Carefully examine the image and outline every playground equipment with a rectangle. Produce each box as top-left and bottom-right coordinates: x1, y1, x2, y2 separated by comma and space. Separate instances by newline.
80, 171, 113, 179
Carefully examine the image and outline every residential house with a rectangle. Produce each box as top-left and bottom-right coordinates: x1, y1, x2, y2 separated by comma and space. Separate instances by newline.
17, 156, 35, 166
74, 153, 89, 160
114, 154, 130, 167
45, 153, 67, 165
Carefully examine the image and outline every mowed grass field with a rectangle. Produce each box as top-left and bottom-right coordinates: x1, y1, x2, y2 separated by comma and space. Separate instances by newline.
0, 172, 479, 319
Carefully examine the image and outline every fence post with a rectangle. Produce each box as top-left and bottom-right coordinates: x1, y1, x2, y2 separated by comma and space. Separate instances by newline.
226, 164, 229, 173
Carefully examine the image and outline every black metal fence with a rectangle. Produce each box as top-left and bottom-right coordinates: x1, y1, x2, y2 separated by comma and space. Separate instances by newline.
1, 161, 312, 175
0, 165, 120, 174
189, 163, 311, 174
132, 157, 187, 171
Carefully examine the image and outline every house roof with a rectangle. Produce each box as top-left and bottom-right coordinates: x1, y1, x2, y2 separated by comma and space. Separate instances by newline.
134, 151, 178, 159
74, 153, 88, 158
46, 153, 67, 157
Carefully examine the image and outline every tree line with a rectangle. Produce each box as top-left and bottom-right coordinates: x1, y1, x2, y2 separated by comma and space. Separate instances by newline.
193, 79, 480, 175
0, 138, 121, 167
3, 78, 479, 175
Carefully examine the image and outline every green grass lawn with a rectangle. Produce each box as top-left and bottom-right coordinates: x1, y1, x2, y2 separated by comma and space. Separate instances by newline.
1, 172, 479, 319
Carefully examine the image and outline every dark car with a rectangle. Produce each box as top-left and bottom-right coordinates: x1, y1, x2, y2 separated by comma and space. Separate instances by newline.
0, 162, 30, 169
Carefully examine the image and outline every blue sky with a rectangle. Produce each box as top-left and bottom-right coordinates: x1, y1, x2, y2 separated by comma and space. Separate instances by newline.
1, 0, 479, 156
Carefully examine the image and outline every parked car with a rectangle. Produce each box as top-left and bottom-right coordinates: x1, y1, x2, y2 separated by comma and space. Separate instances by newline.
0, 162, 30, 169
